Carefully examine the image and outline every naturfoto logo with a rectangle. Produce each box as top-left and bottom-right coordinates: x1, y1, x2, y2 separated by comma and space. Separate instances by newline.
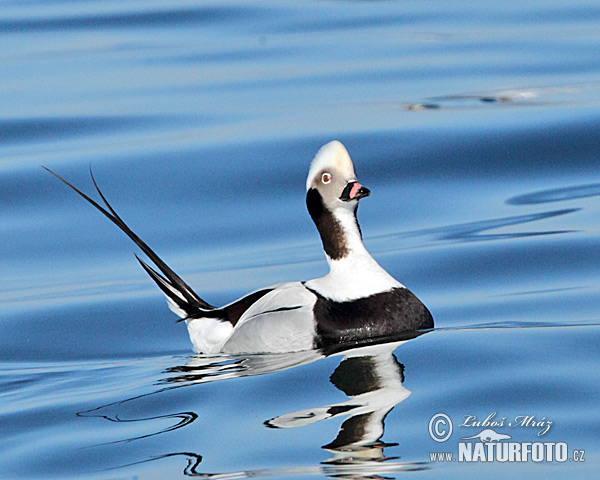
428, 412, 585, 464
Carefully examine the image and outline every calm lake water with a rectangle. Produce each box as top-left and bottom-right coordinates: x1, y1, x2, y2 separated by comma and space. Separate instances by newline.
1, 1, 599, 478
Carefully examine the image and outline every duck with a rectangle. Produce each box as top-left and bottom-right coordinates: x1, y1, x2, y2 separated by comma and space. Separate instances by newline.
44, 141, 433, 354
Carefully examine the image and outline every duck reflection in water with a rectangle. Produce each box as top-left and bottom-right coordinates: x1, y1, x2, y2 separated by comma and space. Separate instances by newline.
135, 333, 429, 478
266, 341, 412, 469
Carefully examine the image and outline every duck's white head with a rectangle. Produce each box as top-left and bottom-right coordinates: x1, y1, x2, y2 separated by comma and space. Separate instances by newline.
305, 141, 370, 261
306, 140, 370, 211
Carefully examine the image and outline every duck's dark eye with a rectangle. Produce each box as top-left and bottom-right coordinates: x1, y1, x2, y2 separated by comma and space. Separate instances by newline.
321, 173, 332, 184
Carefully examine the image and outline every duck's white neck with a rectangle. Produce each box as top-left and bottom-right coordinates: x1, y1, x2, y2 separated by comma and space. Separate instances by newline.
306, 206, 403, 302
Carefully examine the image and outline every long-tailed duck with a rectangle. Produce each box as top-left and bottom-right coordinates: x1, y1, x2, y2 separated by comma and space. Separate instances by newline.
44, 141, 433, 353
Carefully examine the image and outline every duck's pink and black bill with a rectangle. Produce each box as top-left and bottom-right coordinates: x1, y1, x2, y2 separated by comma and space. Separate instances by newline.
340, 181, 370, 201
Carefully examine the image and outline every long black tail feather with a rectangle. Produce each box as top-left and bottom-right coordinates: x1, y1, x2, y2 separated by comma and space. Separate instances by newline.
43, 166, 214, 314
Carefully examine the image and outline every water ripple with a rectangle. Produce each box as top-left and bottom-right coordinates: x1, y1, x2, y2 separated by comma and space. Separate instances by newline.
0, 116, 151, 145
379, 208, 579, 244
507, 182, 600, 205
0, 6, 263, 32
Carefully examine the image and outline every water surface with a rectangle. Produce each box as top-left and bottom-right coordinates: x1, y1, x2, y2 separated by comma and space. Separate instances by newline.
1, 1, 599, 478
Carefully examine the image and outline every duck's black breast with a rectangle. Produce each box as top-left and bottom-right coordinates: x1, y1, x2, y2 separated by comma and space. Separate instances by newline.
309, 287, 434, 348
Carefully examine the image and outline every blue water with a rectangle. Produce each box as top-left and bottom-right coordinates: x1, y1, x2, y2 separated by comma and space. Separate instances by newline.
1, 1, 599, 478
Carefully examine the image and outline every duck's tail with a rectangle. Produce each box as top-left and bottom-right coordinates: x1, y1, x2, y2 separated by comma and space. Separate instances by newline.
43, 166, 214, 318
